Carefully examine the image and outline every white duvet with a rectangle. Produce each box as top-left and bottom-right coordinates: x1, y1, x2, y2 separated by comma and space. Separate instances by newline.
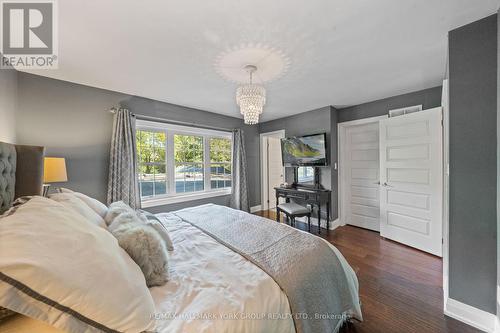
0, 212, 294, 333
150, 213, 296, 333
1, 212, 360, 333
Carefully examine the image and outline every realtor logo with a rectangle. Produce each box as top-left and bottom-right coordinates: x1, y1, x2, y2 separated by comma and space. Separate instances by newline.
1, 0, 58, 69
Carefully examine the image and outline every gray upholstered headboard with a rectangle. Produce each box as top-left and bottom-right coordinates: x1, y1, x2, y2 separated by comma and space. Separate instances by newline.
0, 142, 45, 213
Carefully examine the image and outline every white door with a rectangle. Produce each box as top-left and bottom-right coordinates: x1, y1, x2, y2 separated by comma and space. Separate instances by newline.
379, 107, 443, 256
267, 137, 283, 209
345, 123, 380, 231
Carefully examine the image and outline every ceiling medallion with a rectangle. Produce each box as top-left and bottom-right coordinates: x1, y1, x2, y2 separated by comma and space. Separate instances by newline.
214, 44, 290, 124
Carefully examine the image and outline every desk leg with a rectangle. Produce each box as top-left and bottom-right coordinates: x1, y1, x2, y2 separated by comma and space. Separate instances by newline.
318, 204, 321, 234
275, 193, 280, 222
326, 201, 330, 232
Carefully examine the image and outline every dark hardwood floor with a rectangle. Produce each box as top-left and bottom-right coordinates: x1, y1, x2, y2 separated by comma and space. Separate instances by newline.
254, 210, 481, 333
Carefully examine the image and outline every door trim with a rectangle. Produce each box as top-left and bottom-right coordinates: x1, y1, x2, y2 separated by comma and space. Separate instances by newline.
337, 115, 388, 227
260, 130, 285, 211
441, 79, 450, 309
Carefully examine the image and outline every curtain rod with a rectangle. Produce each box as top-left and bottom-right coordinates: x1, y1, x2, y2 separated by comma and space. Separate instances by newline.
109, 107, 234, 133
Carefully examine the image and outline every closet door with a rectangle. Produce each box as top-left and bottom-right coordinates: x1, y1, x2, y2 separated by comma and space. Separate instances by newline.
345, 122, 380, 231
379, 107, 443, 256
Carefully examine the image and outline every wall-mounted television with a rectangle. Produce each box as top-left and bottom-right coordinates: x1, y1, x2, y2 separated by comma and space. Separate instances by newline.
281, 133, 328, 166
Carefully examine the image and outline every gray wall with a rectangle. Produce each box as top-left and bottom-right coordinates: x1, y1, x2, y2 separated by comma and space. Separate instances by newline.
0, 58, 17, 143
16, 73, 126, 203
337, 86, 442, 123
259, 106, 335, 219
448, 14, 497, 314
15, 72, 260, 211
497, 6, 500, 321
496, 5, 500, 318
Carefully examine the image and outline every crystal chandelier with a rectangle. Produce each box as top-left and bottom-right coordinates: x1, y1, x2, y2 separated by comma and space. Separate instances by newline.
236, 65, 266, 125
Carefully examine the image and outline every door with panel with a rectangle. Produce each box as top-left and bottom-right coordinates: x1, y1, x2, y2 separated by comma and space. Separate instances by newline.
345, 122, 380, 231
379, 107, 443, 256
267, 137, 284, 209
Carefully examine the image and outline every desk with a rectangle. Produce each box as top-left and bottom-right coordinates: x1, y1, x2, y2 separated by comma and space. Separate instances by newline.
274, 186, 332, 230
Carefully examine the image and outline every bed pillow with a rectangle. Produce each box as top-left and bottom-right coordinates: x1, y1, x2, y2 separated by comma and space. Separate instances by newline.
107, 203, 170, 287
58, 188, 108, 218
139, 210, 174, 251
0, 196, 156, 333
106, 202, 174, 251
105, 201, 133, 226
49, 192, 106, 228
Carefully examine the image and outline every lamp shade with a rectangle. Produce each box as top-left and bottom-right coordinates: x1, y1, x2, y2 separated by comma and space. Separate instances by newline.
43, 157, 68, 183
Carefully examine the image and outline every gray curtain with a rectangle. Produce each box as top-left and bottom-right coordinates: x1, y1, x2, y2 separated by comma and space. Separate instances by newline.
229, 129, 250, 212
107, 108, 141, 208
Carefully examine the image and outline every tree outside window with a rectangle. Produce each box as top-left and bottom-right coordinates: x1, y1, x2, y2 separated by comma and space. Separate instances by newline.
209, 137, 232, 189
174, 135, 204, 193
136, 130, 166, 197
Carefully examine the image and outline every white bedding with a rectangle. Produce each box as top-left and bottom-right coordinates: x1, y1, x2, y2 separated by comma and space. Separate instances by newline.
0, 213, 295, 333
0, 211, 360, 333
150, 213, 295, 333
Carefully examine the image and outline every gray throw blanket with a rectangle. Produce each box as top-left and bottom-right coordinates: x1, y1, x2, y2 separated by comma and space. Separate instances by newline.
173, 204, 361, 333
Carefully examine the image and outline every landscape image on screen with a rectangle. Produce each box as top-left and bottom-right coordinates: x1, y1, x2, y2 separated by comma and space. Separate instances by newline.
281, 134, 326, 166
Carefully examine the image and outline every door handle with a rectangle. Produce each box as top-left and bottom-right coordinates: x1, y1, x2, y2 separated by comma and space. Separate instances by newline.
382, 182, 393, 187
373, 181, 380, 185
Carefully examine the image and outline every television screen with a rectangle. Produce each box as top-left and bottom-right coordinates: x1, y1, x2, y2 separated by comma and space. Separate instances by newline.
281, 133, 327, 166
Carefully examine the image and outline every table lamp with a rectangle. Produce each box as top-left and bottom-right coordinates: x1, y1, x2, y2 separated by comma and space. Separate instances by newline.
43, 157, 68, 196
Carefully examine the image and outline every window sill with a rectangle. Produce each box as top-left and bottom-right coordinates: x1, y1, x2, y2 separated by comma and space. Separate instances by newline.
141, 189, 231, 208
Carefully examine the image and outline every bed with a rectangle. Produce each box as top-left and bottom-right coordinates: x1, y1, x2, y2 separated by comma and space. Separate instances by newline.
0, 141, 361, 333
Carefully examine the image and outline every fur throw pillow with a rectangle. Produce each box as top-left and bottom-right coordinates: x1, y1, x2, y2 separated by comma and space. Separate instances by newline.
138, 210, 174, 251
106, 202, 169, 287
105, 201, 133, 226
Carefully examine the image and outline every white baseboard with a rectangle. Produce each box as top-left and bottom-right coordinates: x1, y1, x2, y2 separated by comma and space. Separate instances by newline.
444, 297, 497, 332
250, 205, 262, 213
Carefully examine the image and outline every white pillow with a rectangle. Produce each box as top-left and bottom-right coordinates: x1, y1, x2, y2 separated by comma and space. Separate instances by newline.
49, 193, 106, 228
0, 196, 156, 333
109, 212, 169, 287
59, 188, 108, 218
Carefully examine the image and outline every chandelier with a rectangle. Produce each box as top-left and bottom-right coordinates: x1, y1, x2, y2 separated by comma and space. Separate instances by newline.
236, 65, 266, 125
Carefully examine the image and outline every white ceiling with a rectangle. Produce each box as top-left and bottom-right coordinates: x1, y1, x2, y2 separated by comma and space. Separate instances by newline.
23, 0, 499, 121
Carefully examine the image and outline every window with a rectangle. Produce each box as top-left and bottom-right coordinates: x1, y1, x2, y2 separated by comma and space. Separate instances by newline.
209, 137, 232, 189
174, 134, 204, 193
297, 166, 314, 183
136, 120, 232, 207
136, 130, 166, 197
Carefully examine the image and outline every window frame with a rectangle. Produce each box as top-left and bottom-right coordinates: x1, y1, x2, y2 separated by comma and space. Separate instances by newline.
136, 120, 233, 207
